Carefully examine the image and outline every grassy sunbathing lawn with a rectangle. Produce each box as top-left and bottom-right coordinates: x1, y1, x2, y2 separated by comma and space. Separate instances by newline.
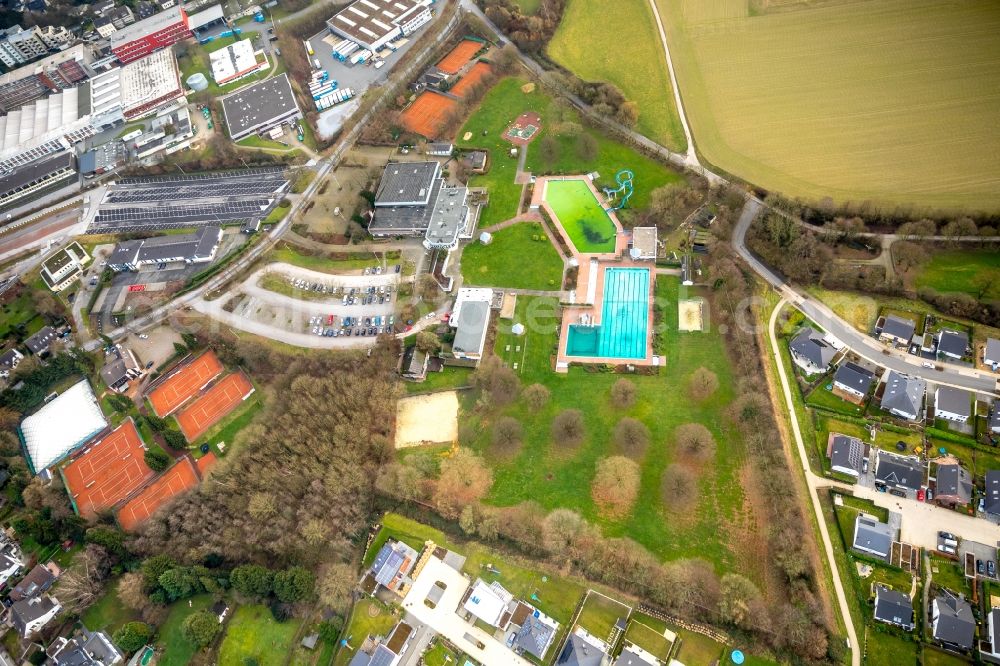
456, 77, 682, 227
548, 0, 685, 152
624, 619, 674, 662
914, 249, 1000, 299
462, 278, 768, 585
461, 222, 563, 289
218, 605, 303, 666
576, 591, 632, 642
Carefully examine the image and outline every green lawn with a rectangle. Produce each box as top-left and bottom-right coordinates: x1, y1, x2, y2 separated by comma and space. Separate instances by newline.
674, 627, 726, 665
456, 77, 682, 227
81, 579, 142, 634
805, 382, 866, 416
334, 598, 400, 666
0, 290, 44, 339
624, 620, 674, 662
218, 605, 302, 666
923, 647, 971, 666
269, 243, 395, 274
576, 592, 631, 642
512, 0, 541, 13
237, 134, 293, 151
928, 555, 968, 595
405, 367, 474, 394
548, 0, 685, 151
156, 595, 214, 666
422, 640, 460, 666
178, 36, 273, 98
863, 631, 919, 666
460, 222, 563, 289
543, 179, 618, 253
461, 278, 764, 582
914, 249, 1000, 299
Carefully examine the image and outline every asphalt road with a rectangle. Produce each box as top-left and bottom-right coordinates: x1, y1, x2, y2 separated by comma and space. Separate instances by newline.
733, 199, 999, 396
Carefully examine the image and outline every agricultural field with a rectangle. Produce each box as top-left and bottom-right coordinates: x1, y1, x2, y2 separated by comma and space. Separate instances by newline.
912, 248, 1000, 300
461, 222, 563, 290
460, 278, 771, 584
548, 0, 686, 151
456, 77, 682, 228
655, 0, 1000, 211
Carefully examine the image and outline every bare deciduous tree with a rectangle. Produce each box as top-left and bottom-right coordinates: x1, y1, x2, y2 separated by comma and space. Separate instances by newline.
522, 383, 551, 412
434, 448, 493, 519
660, 463, 697, 513
609, 378, 637, 408
688, 367, 719, 402
552, 409, 585, 448
590, 456, 640, 518
613, 418, 650, 459
675, 423, 716, 463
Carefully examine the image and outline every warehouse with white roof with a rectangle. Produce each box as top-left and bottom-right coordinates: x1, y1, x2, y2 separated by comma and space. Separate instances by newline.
19, 380, 108, 474
326, 0, 433, 52
209, 39, 265, 85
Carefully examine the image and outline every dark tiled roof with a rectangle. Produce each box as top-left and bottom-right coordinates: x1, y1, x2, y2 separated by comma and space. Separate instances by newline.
833, 362, 875, 394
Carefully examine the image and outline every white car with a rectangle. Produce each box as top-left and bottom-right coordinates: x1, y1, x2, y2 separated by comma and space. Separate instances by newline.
921, 361, 934, 368
138, 334, 149, 340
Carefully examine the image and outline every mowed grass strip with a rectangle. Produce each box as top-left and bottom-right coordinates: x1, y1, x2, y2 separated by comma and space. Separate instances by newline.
461, 222, 563, 289
656, 0, 1000, 211
548, 0, 686, 152
914, 249, 1000, 299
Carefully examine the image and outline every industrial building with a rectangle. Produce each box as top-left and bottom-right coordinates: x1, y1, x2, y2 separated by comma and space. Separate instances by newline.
90, 48, 185, 121
107, 226, 222, 271
80, 141, 126, 177
220, 74, 301, 141
0, 25, 72, 68
0, 151, 77, 210
369, 161, 472, 248
0, 45, 95, 114
326, 0, 432, 52
134, 105, 194, 159
209, 38, 265, 85
18, 379, 108, 474
109, 5, 190, 63
40, 241, 90, 292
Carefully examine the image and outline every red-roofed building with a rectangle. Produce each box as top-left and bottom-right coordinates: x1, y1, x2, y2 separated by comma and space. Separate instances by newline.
110, 6, 190, 64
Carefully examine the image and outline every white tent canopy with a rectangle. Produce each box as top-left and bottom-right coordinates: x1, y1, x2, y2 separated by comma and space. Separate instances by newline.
20, 379, 107, 473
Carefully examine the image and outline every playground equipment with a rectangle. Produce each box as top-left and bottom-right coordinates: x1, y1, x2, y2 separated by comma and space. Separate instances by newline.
603, 169, 634, 212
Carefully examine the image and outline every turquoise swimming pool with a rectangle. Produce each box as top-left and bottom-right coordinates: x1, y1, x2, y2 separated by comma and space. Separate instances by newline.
566, 267, 649, 359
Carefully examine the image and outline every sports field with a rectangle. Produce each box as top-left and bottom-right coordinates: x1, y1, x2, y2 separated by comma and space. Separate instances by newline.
451, 62, 492, 99
655, 0, 1000, 211
117, 457, 200, 531
400, 91, 457, 139
544, 179, 618, 253
148, 351, 223, 416
176, 372, 255, 442
549, 0, 686, 152
436, 39, 482, 74
62, 419, 155, 519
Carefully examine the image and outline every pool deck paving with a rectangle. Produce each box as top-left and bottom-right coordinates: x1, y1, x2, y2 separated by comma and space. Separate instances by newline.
529, 175, 657, 372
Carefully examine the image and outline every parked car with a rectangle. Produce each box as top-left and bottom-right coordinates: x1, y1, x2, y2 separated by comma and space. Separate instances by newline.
977, 559, 985, 575
989, 561, 996, 578
926, 488, 933, 501
917, 489, 925, 502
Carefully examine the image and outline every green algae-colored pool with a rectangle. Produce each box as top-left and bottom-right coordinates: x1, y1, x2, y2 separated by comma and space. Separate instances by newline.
544, 179, 618, 253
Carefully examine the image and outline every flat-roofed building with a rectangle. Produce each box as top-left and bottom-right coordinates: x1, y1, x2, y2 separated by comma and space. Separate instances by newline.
134, 105, 193, 159
370, 161, 473, 242
450, 288, 492, 364
423, 186, 469, 251
0, 150, 76, 209
0, 25, 72, 68
220, 74, 302, 141
327, 0, 433, 52
89, 49, 184, 121
107, 226, 222, 271
209, 38, 265, 85
629, 227, 657, 260
39, 241, 90, 292
109, 5, 190, 63
0, 45, 95, 114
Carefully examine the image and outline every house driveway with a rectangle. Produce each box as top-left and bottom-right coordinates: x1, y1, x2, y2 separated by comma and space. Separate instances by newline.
401, 557, 532, 666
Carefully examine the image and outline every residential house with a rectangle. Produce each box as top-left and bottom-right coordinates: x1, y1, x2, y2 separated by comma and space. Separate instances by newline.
984, 608, 1000, 661
985, 470, 1000, 517
0, 349, 23, 379
827, 434, 866, 478
463, 579, 514, 628
24, 326, 57, 356
935, 463, 973, 507
935, 386, 972, 423
992, 404, 1000, 435
361, 539, 418, 597
558, 629, 609, 666
10, 561, 59, 601
874, 451, 924, 491
878, 314, 916, 346
879, 371, 926, 421
873, 585, 914, 631
985, 338, 1000, 370
48, 627, 123, 665
614, 645, 660, 666
9, 594, 61, 638
937, 329, 969, 361
399, 346, 428, 382
0, 546, 22, 588
832, 362, 875, 403
852, 514, 892, 560
100, 346, 142, 393
788, 327, 837, 374
511, 602, 559, 661
347, 621, 412, 666
40, 241, 90, 292
932, 591, 975, 651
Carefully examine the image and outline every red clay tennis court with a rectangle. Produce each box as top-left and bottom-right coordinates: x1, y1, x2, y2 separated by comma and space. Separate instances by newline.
117, 456, 200, 531
62, 419, 155, 520
452, 62, 492, 98
400, 91, 457, 138
148, 351, 223, 417
176, 372, 255, 442
437, 39, 482, 74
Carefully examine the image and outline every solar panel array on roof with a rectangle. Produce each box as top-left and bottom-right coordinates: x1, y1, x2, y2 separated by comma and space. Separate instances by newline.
374, 550, 404, 587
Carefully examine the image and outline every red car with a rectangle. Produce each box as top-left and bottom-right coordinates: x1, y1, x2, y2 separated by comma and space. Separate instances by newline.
917, 488, 925, 502
327, 314, 334, 326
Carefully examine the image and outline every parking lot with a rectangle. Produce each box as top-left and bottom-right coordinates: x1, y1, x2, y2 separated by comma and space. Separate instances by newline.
85, 168, 289, 233
959, 539, 999, 581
